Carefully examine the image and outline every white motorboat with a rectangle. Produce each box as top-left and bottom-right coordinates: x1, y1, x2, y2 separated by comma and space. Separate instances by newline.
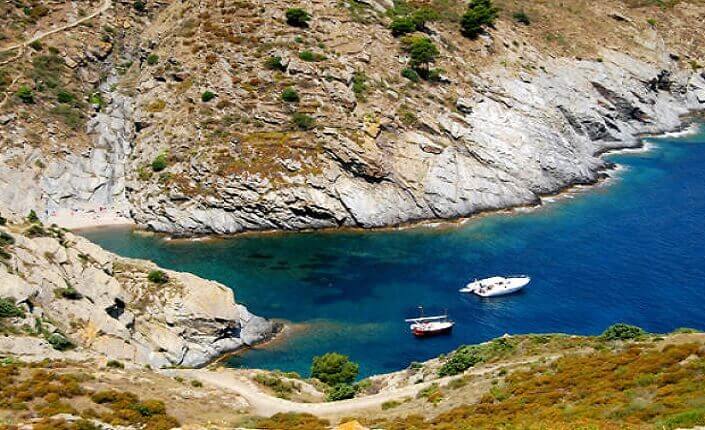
460, 275, 530, 297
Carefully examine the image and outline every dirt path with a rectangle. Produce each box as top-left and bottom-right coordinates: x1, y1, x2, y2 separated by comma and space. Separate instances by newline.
0, 0, 112, 56
0, 0, 112, 108
165, 357, 545, 418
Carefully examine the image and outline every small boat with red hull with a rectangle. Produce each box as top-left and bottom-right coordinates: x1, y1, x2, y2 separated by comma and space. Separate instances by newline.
405, 307, 454, 337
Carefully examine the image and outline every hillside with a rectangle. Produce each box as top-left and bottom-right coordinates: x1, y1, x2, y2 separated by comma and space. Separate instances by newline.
1, 322, 704, 429
1, 0, 704, 235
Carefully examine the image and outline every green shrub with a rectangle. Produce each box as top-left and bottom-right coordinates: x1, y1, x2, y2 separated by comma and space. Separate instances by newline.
253, 373, 297, 398
281, 87, 300, 102
147, 270, 168, 284
190, 379, 203, 387
646, 17, 657, 27
298, 50, 325, 62
56, 90, 74, 103
151, 154, 167, 172
133, 0, 146, 12
401, 67, 420, 82
0, 215, 6, 225
601, 323, 645, 341
29, 40, 43, 51
410, 7, 439, 30
390, 17, 416, 36
285, 8, 311, 27
146, 54, 159, 65
27, 210, 40, 224
89, 92, 105, 106
438, 345, 483, 376
0, 231, 14, 246
47, 334, 74, 351
54, 287, 82, 300
16, 85, 34, 104
512, 10, 530, 25
265, 56, 286, 71
461, 0, 499, 39
326, 383, 356, 401
352, 72, 366, 96
381, 400, 401, 410
25, 224, 47, 238
106, 360, 124, 369
0, 298, 24, 318
310, 352, 359, 386
201, 90, 216, 102
427, 67, 444, 82
291, 112, 315, 130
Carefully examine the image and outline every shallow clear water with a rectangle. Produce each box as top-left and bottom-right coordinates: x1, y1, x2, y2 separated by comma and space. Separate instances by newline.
82, 125, 705, 377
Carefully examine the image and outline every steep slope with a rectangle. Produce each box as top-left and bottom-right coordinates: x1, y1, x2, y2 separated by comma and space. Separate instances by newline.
1, 0, 705, 235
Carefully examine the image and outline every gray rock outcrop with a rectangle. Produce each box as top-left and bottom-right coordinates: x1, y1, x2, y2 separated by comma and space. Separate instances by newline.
129, 51, 705, 235
0, 214, 277, 368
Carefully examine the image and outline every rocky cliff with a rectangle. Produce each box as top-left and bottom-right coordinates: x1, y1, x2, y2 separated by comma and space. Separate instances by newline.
1, 0, 705, 236
0, 210, 277, 367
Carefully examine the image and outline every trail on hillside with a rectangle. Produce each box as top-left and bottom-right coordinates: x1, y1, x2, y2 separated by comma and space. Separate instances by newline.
166, 357, 547, 418
0, 0, 112, 108
0, 0, 112, 56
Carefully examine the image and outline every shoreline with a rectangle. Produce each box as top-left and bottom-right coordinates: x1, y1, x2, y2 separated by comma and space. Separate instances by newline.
47, 207, 135, 231
76, 119, 703, 243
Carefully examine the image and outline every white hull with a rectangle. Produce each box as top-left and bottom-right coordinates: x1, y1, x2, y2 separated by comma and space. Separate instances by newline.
460, 276, 530, 297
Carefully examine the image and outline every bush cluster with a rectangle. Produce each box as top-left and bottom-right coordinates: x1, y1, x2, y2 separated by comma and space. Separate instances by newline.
291, 112, 315, 130
0, 298, 24, 318
326, 383, 356, 401
285, 8, 311, 27
147, 270, 168, 284
265, 56, 286, 71
281, 87, 300, 103
253, 373, 299, 398
151, 154, 167, 172
438, 345, 483, 376
389, 6, 439, 36
601, 323, 646, 341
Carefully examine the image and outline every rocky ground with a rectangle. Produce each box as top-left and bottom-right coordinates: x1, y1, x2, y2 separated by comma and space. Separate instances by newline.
1, 0, 704, 235
0, 208, 277, 369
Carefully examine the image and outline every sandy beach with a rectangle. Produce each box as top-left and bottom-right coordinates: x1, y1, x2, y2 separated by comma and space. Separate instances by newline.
46, 207, 135, 230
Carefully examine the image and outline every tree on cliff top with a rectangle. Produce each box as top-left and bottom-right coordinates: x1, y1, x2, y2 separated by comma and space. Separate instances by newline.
310, 352, 359, 386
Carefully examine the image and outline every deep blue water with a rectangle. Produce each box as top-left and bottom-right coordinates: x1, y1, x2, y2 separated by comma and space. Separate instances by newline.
82, 125, 705, 377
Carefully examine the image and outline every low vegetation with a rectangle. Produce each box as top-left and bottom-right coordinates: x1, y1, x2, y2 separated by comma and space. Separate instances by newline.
376, 339, 705, 429
0, 361, 179, 430
147, 270, 168, 284
256, 412, 329, 430
285, 8, 311, 27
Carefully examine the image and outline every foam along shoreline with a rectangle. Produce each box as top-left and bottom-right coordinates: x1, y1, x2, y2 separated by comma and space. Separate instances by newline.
46, 207, 135, 230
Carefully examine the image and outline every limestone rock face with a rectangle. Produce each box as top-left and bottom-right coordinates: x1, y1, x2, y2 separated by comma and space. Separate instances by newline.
0, 219, 277, 368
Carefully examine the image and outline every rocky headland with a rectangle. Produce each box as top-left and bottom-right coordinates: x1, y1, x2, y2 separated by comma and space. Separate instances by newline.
0, 210, 277, 368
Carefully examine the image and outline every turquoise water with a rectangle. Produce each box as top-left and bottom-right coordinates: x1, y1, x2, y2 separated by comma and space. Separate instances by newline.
82, 125, 705, 377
